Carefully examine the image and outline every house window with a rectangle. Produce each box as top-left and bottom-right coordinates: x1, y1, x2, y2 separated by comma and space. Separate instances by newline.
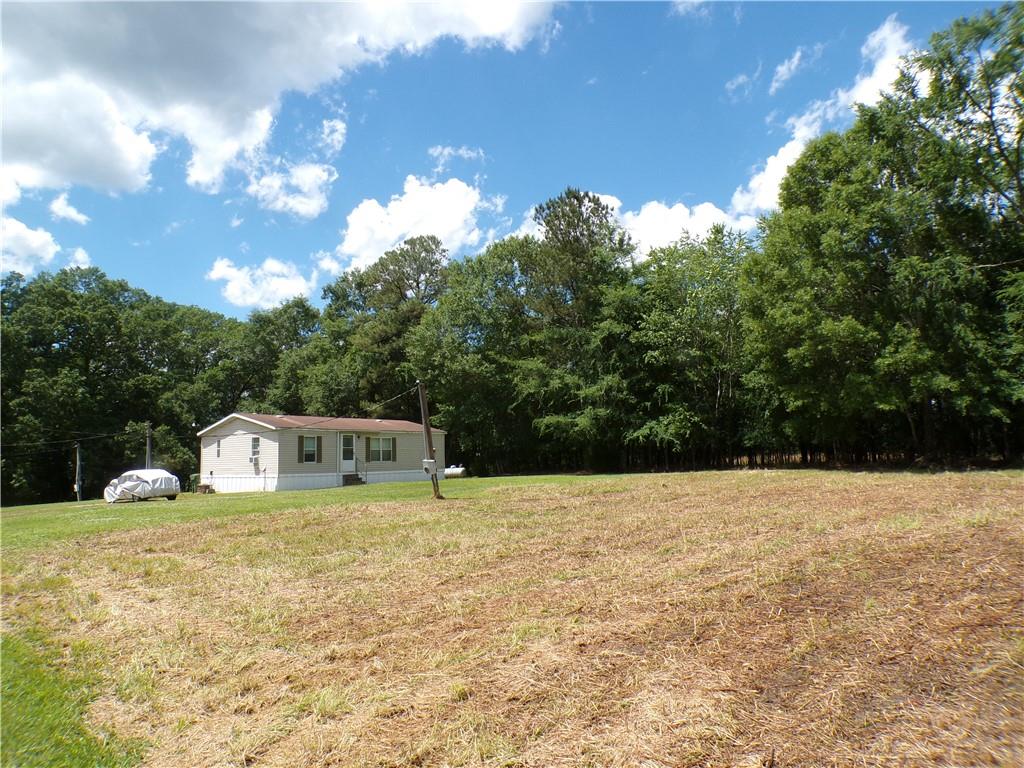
370, 437, 395, 462
251, 437, 260, 457
216, 439, 221, 458
298, 435, 321, 464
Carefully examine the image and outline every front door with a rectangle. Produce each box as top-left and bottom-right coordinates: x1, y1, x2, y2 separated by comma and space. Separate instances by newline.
341, 434, 355, 472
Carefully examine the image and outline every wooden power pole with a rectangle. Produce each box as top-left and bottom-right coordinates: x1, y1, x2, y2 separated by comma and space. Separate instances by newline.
416, 380, 443, 499
74, 441, 82, 501
145, 422, 152, 469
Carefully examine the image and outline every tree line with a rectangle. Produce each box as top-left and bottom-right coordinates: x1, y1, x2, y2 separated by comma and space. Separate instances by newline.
2, 6, 1021, 504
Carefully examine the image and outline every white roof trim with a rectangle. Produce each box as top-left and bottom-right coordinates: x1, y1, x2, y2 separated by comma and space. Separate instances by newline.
196, 413, 278, 437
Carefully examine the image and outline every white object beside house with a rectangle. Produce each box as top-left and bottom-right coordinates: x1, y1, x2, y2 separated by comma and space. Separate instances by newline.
196, 413, 446, 493
104, 469, 181, 503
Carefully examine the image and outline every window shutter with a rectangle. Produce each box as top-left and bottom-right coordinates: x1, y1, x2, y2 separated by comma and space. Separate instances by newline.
316, 435, 323, 464
391, 437, 397, 462
298, 434, 304, 464
365, 436, 372, 463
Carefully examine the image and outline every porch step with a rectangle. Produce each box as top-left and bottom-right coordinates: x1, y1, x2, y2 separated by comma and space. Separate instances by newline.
343, 474, 364, 486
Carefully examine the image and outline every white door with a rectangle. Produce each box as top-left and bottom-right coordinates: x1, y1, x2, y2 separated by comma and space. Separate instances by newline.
341, 434, 355, 472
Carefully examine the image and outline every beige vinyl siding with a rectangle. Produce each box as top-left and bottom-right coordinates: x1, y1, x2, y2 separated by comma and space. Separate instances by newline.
277, 429, 340, 474
432, 432, 446, 470
360, 430, 445, 473
199, 418, 279, 478
198, 418, 445, 480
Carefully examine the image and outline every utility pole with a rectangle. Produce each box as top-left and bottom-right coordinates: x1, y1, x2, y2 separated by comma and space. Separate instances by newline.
145, 422, 152, 469
74, 441, 82, 502
416, 380, 443, 499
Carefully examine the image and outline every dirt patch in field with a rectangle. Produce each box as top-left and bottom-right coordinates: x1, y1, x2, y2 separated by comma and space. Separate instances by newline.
5, 470, 1022, 767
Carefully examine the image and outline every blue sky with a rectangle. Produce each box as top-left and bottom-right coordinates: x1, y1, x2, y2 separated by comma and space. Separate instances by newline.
1, 2, 997, 317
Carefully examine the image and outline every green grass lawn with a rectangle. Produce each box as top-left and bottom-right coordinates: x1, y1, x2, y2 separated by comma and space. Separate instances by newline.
0, 474, 606, 551
1, 633, 143, 768
2, 470, 1020, 767
0, 474, 618, 768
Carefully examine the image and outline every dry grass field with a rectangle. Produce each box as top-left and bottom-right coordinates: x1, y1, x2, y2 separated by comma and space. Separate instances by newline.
2, 470, 1022, 767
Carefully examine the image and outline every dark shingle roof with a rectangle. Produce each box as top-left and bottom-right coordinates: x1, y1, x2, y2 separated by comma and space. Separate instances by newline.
197, 413, 444, 436
237, 413, 442, 433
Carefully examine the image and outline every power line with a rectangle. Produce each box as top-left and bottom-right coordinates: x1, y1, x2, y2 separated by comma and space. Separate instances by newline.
362, 384, 419, 414
0, 431, 122, 448
0, 445, 77, 460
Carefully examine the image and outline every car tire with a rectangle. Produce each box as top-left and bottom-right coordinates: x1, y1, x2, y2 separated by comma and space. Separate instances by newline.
167, 495, 177, 501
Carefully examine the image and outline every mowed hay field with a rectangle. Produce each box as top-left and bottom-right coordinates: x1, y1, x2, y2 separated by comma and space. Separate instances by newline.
2, 471, 1022, 767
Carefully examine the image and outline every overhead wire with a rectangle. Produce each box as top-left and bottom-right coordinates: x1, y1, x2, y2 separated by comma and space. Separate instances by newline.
0, 445, 80, 460
362, 384, 420, 413
0, 431, 124, 448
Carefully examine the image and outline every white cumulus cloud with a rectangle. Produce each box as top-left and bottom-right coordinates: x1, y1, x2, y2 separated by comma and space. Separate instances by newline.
2, 71, 157, 201
836, 15, 913, 111
732, 14, 912, 216
315, 250, 344, 277
1, 3, 555, 198
1, 173, 22, 209
206, 257, 318, 309
511, 208, 544, 239
49, 192, 91, 224
513, 195, 755, 258
67, 247, 91, 268
618, 200, 756, 256
592, 195, 754, 257
337, 175, 490, 270
246, 162, 338, 219
730, 134, 809, 216
1, 217, 61, 275
173, 107, 274, 193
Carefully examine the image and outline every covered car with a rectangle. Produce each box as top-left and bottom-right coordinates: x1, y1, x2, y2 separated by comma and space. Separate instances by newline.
103, 469, 180, 503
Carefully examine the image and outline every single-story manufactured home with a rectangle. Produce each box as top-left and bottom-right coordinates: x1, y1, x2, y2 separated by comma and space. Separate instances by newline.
197, 413, 445, 493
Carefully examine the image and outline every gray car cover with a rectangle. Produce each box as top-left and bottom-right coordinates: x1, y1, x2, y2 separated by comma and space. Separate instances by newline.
103, 469, 181, 502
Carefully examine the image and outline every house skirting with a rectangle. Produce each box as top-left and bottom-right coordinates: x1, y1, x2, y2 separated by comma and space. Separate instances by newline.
206, 474, 279, 493
364, 469, 427, 484
205, 470, 429, 494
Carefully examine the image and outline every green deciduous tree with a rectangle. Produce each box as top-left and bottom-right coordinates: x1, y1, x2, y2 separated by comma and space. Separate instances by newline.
3, 6, 1019, 503
630, 226, 752, 467
313, 236, 449, 420
407, 237, 537, 473
744, 5, 1022, 461
515, 189, 635, 469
